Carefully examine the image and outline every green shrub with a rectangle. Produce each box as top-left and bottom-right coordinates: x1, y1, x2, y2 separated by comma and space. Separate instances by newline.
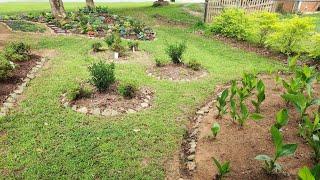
91, 42, 102, 52
187, 59, 201, 71
265, 16, 315, 55
209, 8, 251, 40
88, 61, 115, 91
165, 42, 186, 64
118, 83, 137, 99
127, 40, 139, 51
104, 34, 116, 47
111, 36, 126, 54
67, 83, 94, 101
155, 57, 166, 67
309, 33, 320, 61
3, 42, 31, 62
0, 55, 14, 80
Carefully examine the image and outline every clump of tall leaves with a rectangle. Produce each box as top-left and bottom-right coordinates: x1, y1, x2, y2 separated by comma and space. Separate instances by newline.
216, 89, 229, 118
255, 126, 298, 174
298, 164, 320, 180
212, 157, 230, 180
251, 80, 265, 113
274, 109, 289, 129
88, 61, 115, 92
211, 122, 220, 139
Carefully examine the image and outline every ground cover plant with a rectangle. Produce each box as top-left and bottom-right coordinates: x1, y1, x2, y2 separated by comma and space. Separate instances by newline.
5, 20, 46, 33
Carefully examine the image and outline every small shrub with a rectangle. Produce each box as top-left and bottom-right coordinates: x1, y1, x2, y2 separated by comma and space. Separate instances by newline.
193, 20, 206, 31
155, 57, 166, 67
128, 40, 139, 51
165, 42, 186, 64
255, 126, 297, 174
187, 59, 201, 71
91, 42, 102, 52
0, 55, 14, 80
111, 36, 126, 54
88, 61, 115, 91
118, 83, 137, 99
211, 123, 220, 139
104, 34, 116, 47
67, 83, 94, 101
265, 16, 315, 55
212, 157, 230, 180
3, 42, 31, 62
209, 8, 251, 40
309, 33, 320, 61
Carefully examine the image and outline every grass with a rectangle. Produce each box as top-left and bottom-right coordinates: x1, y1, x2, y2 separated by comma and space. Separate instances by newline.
0, 3, 283, 179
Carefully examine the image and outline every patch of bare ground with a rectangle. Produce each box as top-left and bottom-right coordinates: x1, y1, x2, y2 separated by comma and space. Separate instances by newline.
152, 14, 189, 28
147, 64, 207, 81
191, 74, 319, 180
0, 23, 12, 50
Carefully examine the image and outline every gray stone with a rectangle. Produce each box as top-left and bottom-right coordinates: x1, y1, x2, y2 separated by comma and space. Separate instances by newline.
196, 110, 204, 115
190, 140, 196, 149
91, 108, 101, 116
77, 107, 88, 114
27, 73, 35, 79
187, 155, 195, 161
63, 102, 69, 108
187, 161, 196, 171
146, 95, 151, 100
189, 147, 195, 154
143, 99, 149, 103
3, 103, 13, 108
141, 102, 149, 108
72, 105, 77, 111
102, 109, 119, 116
127, 109, 136, 114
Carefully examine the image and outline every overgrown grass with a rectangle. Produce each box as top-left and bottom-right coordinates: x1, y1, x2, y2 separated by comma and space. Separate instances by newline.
0, 3, 282, 179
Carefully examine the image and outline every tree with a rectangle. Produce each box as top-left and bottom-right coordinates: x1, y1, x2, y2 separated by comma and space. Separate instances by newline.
86, 0, 95, 8
49, 0, 66, 19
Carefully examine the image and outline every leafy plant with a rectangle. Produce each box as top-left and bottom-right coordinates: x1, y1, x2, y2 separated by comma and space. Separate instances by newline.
212, 157, 230, 180
104, 34, 116, 47
155, 57, 165, 67
0, 55, 14, 80
216, 89, 229, 118
255, 126, 298, 174
3, 42, 31, 62
251, 80, 265, 113
127, 40, 139, 51
274, 109, 289, 129
88, 61, 115, 92
111, 36, 126, 54
298, 164, 320, 180
211, 123, 220, 139
6, 20, 46, 33
187, 59, 201, 71
118, 83, 137, 99
165, 42, 186, 64
241, 73, 257, 93
67, 83, 94, 101
309, 33, 320, 61
91, 42, 102, 52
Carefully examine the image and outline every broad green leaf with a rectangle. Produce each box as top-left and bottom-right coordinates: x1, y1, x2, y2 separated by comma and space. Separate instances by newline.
311, 164, 320, 179
271, 126, 283, 150
275, 109, 289, 128
281, 93, 307, 114
221, 161, 230, 174
250, 113, 264, 121
212, 157, 222, 171
211, 123, 220, 137
220, 89, 229, 101
276, 144, 297, 158
240, 103, 249, 118
255, 155, 272, 161
298, 166, 315, 180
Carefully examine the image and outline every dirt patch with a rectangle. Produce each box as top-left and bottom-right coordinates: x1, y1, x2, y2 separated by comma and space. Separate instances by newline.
147, 64, 207, 81
190, 74, 318, 180
0, 23, 12, 50
0, 55, 40, 105
152, 14, 189, 28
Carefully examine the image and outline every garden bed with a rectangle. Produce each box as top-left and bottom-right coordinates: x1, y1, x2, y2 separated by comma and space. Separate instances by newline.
4, 20, 47, 33
179, 73, 320, 179
147, 63, 207, 81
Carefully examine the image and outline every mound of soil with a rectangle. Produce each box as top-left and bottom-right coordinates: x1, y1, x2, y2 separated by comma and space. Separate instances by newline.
0, 55, 40, 105
147, 64, 207, 81
192, 74, 319, 179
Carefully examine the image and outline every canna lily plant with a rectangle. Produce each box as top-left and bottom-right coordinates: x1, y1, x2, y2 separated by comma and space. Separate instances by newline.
211, 122, 221, 139
251, 79, 265, 113
216, 89, 229, 118
274, 109, 289, 129
298, 164, 320, 180
212, 157, 230, 180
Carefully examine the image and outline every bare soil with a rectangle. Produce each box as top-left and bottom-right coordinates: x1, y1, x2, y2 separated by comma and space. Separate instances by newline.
193, 74, 319, 180
147, 63, 207, 81
71, 83, 153, 113
0, 23, 11, 49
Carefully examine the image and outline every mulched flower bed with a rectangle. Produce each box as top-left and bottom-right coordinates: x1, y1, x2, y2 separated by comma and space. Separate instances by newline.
147, 64, 207, 81
61, 84, 154, 117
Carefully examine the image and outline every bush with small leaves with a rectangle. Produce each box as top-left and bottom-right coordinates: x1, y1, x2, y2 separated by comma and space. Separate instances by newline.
255, 126, 297, 174
67, 83, 94, 101
88, 61, 115, 92
187, 59, 201, 71
155, 57, 166, 67
212, 157, 230, 180
3, 42, 31, 62
128, 40, 139, 51
118, 83, 137, 99
165, 42, 186, 64
0, 55, 14, 80
211, 122, 220, 139
91, 42, 102, 52
111, 36, 126, 54
309, 33, 320, 61
104, 34, 116, 47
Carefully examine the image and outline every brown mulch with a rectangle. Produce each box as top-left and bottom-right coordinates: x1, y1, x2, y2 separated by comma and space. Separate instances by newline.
0, 55, 40, 105
193, 74, 319, 180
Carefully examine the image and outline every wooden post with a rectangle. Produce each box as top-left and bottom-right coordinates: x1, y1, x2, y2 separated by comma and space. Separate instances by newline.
204, 0, 209, 23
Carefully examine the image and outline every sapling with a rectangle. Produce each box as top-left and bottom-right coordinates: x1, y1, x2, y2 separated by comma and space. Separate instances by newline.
255, 126, 298, 174
212, 157, 230, 180
241, 73, 257, 93
232, 102, 263, 127
274, 109, 289, 129
251, 80, 265, 113
211, 123, 220, 139
299, 113, 320, 139
216, 89, 229, 118
298, 164, 320, 180
308, 134, 320, 162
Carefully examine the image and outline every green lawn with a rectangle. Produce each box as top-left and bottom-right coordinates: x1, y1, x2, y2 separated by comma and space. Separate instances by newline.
0, 3, 282, 179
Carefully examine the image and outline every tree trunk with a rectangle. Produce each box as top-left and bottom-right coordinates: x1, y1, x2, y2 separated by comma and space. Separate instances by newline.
49, 0, 66, 19
86, 0, 95, 8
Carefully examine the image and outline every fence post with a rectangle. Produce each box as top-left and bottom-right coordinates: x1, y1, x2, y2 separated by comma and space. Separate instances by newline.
204, 0, 209, 23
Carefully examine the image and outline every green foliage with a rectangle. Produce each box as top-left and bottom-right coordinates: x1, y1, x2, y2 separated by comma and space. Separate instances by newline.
212, 157, 230, 180
216, 89, 229, 118
274, 109, 289, 129
88, 61, 115, 92
6, 20, 46, 33
309, 33, 320, 61
105, 34, 116, 47
209, 8, 251, 40
67, 83, 94, 101
255, 126, 298, 174
298, 164, 320, 180
187, 59, 201, 71
118, 83, 137, 99
0, 54, 14, 80
266, 16, 315, 55
165, 42, 186, 64
211, 122, 220, 139
155, 57, 166, 67
91, 42, 102, 52
3, 42, 31, 62
111, 35, 126, 54
241, 73, 258, 93
251, 80, 265, 113
127, 40, 139, 51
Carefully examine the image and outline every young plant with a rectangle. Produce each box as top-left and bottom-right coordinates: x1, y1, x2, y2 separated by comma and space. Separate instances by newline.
241, 73, 257, 93
91, 42, 102, 52
67, 83, 94, 101
298, 164, 320, 180
127, 40, 139, 51
251, 80, 265, 113
165, 42, 186, 64
88, 61, 115, 92
155, 58, 165, 67
3, 42, 31, 62
0, 55, 14, 80
308, 134, 320, 162
216, 89, 229, 118
212, 157, 230, 180
187, 59, 201, 71
299, 113, 320, 139
255, 126, 298, 174
104, 34, 115, 47
274, 109, 289, 129
118, 83, 137, 99
211, 123, 220, 139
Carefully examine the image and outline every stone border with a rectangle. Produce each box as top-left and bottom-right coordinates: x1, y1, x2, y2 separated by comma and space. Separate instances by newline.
146, 68, 208, 82
0, 57, 47, 117
60, 89, 153, 117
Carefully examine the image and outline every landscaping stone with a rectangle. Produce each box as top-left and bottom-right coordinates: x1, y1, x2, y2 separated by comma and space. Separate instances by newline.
127, 109, 136, 114
196, 110, 204, 115
187, 161, 196, 171
141, 102, 149, 108
77, 107, 88, 114
187, 155, 195, 161
91, 108, 101, 116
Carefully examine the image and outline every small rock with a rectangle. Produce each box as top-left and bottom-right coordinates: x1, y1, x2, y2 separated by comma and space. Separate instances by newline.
146, 95, 151, 100
187, 155, 195, 161
63, 102, 69, 108
77, 107, 88, 114
187, 161, 196, 171
127, 109, 136, 114
110, 109, 119, 116
133, 129, 140, 132
196, 110, 204, 115
143, 99, 149, 103
190, 140, 196, 148
3, 103, 13, 108
72, 105, 77, 111
189, 147, 195, 154
102, 109, 119, 116
202, 107, 209, 113
6, 97, 15, 103
91, 108, 101, 116
27, 73, 35, 79
141, 102, 149, 108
